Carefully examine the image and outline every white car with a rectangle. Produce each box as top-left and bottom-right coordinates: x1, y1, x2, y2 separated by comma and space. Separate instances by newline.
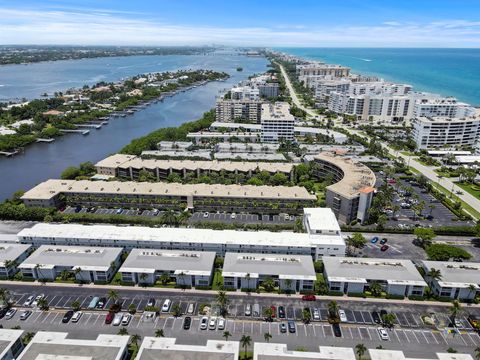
32, 294, 44, 307
200, 316, 208, 330
313, 308, 320, 321
230, 213, 236, 219
187, 303, 195, 314
284, 213, 290, 221
203, 212, 209, 218
378, 328, 389, 340
338, 310, 347, 322
23, 295, 35, 307
71, 311, 83, 323
209, 317, 217, 330
5, 308, 16, 319
20, 310, 32, 320
161, 299, 171, 312
121, 313, 132, 326
218, 317, 226, 330
112, 313, 123, 326
245, 304, 251, 316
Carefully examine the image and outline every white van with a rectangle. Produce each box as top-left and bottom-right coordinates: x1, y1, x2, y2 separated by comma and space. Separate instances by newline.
71, 311, 83, 323
187, 303, 195, 314
161, 299, 171, 312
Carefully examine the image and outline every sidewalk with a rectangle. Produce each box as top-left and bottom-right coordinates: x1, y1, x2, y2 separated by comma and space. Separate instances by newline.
2, 280, 478, 309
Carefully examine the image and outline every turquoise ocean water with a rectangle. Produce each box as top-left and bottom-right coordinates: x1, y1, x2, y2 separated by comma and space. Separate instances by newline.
276, 48, 480, 106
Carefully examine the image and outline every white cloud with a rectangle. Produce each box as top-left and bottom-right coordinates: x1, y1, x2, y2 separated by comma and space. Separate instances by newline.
0, 7, 479, 47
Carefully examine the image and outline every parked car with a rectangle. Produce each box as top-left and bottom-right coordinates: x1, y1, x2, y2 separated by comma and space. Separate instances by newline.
105, 312, 114, 324
313, 308, 320, 321
230, 213, 236, 219
121, 313, 132, 326
467, 315, 479, 330
279, 322, 287, 333
370, 237, 379, 244
161, 299, 171, 312
5, 308, 16, 320
302, 295, 316, 301
32, 294, 44, 307
96, 297, 107, 309
288, 320, 296, 333
332, 323, 342, 337
278, 306, 285, 319
338, 310, 347, 322
62, 310, 74, 323
116, 208, 123, 214
146, 298, 156, 307
380, 238, 388, 245
20, 310, 32, 320
71, 311, 83, 323
183, 316, 192, 330
380, 245, 389, 252
200, 316, 208, 330
284, 214, 290, 221
87, 297, 100, 309
209, 317, 217, 330
270, 306, 276, 318
23, 295, 35, 307
218, 317, 226, 330
372, 311, 381, 324
187, 303, 195, 314
378, 328, 389, 340
253, 304, 260, 317
112, 313, 123, 326
245, 304, 251, 316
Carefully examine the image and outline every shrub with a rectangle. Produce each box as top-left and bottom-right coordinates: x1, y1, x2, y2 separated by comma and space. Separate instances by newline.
408, 295, 425, 301
327, 291, 344, 297
347, 292, 366, 298
425, 244, 472, 261
385, 294, 404, 300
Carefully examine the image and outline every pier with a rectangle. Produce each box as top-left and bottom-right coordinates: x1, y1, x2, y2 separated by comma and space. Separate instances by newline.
0, 150, 19, 157
59, 129, 90, 135
76, 124, 102, 129
36, 138, 55, 143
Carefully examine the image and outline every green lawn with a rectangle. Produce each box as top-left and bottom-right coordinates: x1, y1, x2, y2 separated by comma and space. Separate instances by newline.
212, 270, 224, 290
400, 150, 415, 156
455, 182, 480, 200
431, 182, 480, 220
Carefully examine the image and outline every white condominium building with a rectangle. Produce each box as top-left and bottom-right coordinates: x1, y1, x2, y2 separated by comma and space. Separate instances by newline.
215, 99, 263, 123
230, 86, 260, 101
296, 62, 350, 78
412, 116, 480, 149
414, 97, 476, 118
260, 102, 295, 143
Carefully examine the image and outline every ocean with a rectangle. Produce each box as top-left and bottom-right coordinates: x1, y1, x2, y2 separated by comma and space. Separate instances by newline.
276, 48, 480, 106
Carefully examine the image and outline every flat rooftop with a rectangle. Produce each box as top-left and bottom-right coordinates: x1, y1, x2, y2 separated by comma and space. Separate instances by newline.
95, 154, 294, 174
323, 257, 427, 286
214, 152, 287, 161
422, 261, 480, 289
18, 245, 122, 271
254, 343, 355, 360
223, 252, 316, 280
120, 249, 216, 276
136, 337, 239, 360
0, 243, 31, 266
17, 332, 129, 360
261, 102, 295, 121
454, 155, 480, 164
303, 208, 341, 233
141, 150, 212, 160
0, 329, 24, 360
21, 179, 316, 202
313, 152, 376, 199
18, 223, 345, 248
369, 349, 474, 360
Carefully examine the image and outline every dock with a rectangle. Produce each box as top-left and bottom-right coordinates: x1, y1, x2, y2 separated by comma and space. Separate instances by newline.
77, 124, 102, 129
60, 129, 90, 135
36, 138, 55, 143
0, 150, 19, 157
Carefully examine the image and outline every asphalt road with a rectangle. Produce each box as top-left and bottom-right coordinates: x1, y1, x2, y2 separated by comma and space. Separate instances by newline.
1, 284, 479, 358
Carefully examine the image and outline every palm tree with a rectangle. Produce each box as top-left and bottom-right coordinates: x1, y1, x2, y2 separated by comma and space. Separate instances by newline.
245, 273, 251, 290
449, 300, 462, 326
264, 332, 272, 343
37, 298, 49, 311
216, 290, 230, 317
427, 268, 442, 283
0, 288, 11, 305
240, 335, 251, 359
117, 327, 129, 335
382, 313, 396, 328
223, 331, 231, 341
263, 307, 274, 322
284, 279, 293, 292
60, 269, 70, 281
130, 334, 141, 348
355, 343, 367, 360
159, 273, 170, 285
107, 289, 119, 303
262, 277, 275, 292
155, 329, 164, 337
139, 273, 148, 285
467, 284, 476, 299
302, 308, 311, 324
71, 300, 81, 311
22, 332, 36, 345
327, 300, 339, 321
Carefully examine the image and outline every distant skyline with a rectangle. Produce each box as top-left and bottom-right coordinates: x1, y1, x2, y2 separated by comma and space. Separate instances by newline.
1, 0, 480, 47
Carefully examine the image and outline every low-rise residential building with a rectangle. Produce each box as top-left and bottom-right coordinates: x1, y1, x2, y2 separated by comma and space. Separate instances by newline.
187, 131, 260, 143
222, 252, 316, 291
135, 337, 239, 360
254, 343, 355, 360
0, 243, 31, 279
156, 141, 193, 151
18, 222, 346, 260
231, 86, 260, 101
17, 332, 129, 360
18, 245, 122, 283
215, 99, 263, 123
454, 155, 480, 165
0, 329, 24, 360
119, 249, 215, 287
412, 116, 480, 149
215, 142, 279, 154
141, 150, 212, 160
310, 152, 376, 224
368, 349, 473, 360
323, 257, 427, 296
261, 102, 295, 143
214, 152, 287, 161
21, 179, 315, 215
303, 208, 342, 237
421, 260, 480, 300
95, 154, 295, 181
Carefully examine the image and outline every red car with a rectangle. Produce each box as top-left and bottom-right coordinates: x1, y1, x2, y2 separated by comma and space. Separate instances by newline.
105, 312, 114, 324
302, 295, 316, 301
380, 245, 389, 252
270, 306, 276, 318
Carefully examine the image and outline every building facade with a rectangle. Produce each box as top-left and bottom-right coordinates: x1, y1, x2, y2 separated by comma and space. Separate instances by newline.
215, 99, 263, 123
260, 102, 295, 143
0, 243, 31, 279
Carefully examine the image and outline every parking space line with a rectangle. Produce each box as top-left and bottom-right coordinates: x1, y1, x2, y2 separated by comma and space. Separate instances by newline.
458, 333, 468, 346
50, 313, 59, 324
403, 330, 412, 343
32, 311, 43, 322
421, 331, 429, 344
410, 330, 420, 343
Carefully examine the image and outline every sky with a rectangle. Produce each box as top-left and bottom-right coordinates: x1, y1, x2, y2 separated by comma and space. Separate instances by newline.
1, 0, 480, 47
